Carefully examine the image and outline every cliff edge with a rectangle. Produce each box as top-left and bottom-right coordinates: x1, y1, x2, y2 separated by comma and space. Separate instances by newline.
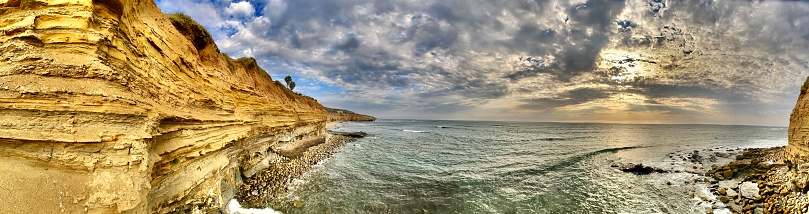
326, 107, 376, 122
0, 0, 327, 213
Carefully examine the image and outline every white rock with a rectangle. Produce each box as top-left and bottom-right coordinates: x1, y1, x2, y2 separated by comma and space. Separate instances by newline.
740, 182, 760, 199
726, 189, 738, 197
713, 208, 732, 214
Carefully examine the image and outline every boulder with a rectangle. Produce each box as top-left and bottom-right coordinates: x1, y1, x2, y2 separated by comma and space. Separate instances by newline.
723, 170, 733, 179
717, 188, 726, 195
740, 182, 760, 199
726, 189, 738, 197
617, 164, 667, 174
729, 203, 742, 213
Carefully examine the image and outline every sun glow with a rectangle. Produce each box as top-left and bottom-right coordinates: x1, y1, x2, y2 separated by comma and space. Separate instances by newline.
599, 50, 656, 84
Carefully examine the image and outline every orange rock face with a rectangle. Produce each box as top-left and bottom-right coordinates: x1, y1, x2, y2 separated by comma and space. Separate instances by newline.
326, 107, 376, 122
789, 80, 809, 162
0, 0, 326, 213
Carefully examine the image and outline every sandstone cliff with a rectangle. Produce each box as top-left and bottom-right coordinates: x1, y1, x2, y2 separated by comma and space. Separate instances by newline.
326, 107, 376, 122
788, 79, 809, 162
0, 0, 327, 213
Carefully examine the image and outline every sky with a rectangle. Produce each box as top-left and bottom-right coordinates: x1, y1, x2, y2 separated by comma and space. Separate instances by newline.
155, 0, 809, 126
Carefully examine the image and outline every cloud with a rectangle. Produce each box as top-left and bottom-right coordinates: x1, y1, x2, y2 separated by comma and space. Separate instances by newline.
224, 1, 256, 18
520, 88, 612, 110
156, 0, 809, 126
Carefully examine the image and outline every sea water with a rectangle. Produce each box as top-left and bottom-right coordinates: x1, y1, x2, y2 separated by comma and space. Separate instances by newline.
268, 120, 786, 213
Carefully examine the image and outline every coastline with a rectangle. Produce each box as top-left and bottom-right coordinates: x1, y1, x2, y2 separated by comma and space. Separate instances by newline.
235, 126, 367, 210
326, 121, 343, 128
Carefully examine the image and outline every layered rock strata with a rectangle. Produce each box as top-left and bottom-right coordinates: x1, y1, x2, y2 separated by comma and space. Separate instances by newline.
0, 0, 327, 213
789, 79, 809, 163
326, 107, 376, 122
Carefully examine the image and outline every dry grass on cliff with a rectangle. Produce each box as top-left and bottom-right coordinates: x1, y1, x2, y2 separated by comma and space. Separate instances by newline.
235, 57, 274, 81
164, 13, 321, 106
165, 13, 217, 52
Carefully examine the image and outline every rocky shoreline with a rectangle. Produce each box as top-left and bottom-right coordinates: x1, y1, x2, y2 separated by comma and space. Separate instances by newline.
701, 147, 809, 214
236, 131, 368, 209
612, 146, 809, 214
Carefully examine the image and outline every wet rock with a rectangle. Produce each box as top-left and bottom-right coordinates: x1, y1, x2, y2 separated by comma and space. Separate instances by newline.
726, 189, 738, 197
729, 203, 743, 213
332, 131, 368, 138
756, 162, 772, 170
700, 195, 711, 201
744, 205, 755, 211
718, 188, 727, 195
616, 163, 668, 174
719, 196, 730, 203
723, 170, 733, 179
690, 151, 704, 163
740, 182, 760, 199
714, 172, 724, 180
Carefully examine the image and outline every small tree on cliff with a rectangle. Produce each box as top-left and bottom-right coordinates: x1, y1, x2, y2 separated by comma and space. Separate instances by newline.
284, 75, 292, 88
289, 81, 296, 91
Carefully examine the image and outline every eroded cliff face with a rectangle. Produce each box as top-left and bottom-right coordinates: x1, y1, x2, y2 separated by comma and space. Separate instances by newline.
326, 107, 376, 122
0, 0, 326, 213
789, 81, 809, 162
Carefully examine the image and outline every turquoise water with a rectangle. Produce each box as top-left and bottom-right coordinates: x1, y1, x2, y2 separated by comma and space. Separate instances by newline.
272, 120, 786, 213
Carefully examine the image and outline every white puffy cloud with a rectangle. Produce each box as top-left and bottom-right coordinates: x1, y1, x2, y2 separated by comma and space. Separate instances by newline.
225, 1, 255, 17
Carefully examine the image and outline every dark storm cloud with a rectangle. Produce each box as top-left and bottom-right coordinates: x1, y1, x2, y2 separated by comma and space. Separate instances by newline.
504, 0, 628, 82
335, 36, 360, 53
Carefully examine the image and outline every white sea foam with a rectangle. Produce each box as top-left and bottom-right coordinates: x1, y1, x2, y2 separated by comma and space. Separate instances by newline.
228, 199, 282, 214
402, 129, 425, 133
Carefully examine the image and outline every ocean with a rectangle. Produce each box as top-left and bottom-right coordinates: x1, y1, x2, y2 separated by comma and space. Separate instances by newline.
261, 120, 787, 213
